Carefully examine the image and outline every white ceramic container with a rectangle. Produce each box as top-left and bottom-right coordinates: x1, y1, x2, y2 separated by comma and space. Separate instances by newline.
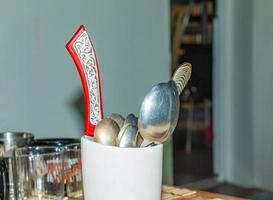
81, 136, 163, 200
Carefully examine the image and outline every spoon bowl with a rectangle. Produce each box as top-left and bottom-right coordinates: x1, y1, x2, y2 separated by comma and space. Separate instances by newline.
117, 124, 139, 147
94, 118, 120, 146
110, 113, 125, 129
138, 81, 179, 142
124, 113, 138, 127
138, 63, 192, 143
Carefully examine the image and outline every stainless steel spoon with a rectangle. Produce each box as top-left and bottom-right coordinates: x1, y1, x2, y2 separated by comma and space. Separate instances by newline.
117, 114, 143, 147
124, 113, 138, 127
138, 63, 192, 143
117, 124, 139, 147
94, 118, 120, 146
110, 113, 125, 129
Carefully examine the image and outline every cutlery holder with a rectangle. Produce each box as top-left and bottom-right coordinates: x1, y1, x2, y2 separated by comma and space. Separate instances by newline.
81, 136, 163, 200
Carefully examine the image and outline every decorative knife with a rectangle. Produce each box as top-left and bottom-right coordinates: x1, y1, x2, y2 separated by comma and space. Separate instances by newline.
66, 25, 104, 136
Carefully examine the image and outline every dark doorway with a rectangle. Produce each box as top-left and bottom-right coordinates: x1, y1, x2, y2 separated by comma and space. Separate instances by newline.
170, 0, 215, 185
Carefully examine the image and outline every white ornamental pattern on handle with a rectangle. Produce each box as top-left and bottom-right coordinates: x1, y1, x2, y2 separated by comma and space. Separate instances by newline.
73, 31, 102, 124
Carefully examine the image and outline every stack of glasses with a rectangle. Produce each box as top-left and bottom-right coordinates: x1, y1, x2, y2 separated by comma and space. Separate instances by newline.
0, 133, 84, 200
15, 138, 83, 200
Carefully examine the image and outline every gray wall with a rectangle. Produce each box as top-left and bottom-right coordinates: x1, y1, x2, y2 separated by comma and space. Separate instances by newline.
0, 1, 170, 138
214, 0, 273, 190
252, 0, 273, 190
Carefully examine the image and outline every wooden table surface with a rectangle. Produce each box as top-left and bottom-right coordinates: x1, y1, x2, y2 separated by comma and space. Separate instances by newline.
162, 185, 246, 200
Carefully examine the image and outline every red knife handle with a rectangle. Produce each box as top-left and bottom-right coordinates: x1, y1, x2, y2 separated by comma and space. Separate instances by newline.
66, 25, 104, 136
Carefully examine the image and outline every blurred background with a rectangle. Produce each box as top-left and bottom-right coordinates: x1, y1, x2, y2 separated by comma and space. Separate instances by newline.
0, 0, 272, 198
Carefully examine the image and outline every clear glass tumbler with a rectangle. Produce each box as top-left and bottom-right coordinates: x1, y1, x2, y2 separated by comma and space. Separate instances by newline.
15, 146, 64, 200
64, 143, 83, 199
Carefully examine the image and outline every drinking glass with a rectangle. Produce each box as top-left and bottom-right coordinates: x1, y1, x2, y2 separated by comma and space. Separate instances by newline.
15, 146, 64, 200
0, 132, 34, 200
0, 156, 9, 200
64, 143, 83, 199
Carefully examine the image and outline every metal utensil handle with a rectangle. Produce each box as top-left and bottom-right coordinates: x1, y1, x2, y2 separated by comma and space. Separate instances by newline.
66, 25, 104, 136
172, 62, 192, 95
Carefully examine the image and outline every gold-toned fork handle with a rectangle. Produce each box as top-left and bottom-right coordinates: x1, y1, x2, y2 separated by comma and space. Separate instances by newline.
172, 62, 192, 95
